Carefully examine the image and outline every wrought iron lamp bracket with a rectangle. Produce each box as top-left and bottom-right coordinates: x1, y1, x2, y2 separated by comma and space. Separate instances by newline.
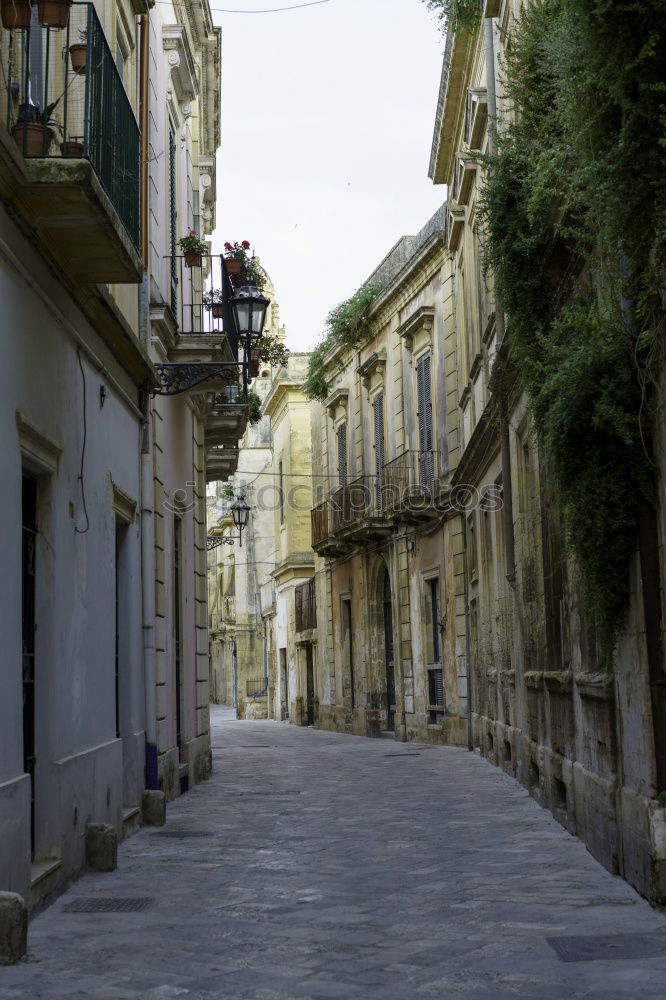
207, 535, 239, 550
152, 362, 246, 396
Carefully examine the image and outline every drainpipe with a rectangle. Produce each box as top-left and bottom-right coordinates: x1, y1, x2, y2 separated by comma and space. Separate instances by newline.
138, 12, 158, 788
485, 12, 516, 587
139, 13, 150, 268
141, 411, 159, 789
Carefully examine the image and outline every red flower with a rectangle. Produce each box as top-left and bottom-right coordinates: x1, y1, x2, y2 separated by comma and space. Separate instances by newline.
189, 230, 196, 235
224, 242, 232, 250
242, 240, 251, 249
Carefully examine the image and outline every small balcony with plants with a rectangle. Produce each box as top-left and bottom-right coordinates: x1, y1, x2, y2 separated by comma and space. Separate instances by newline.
0, 2, 142, 282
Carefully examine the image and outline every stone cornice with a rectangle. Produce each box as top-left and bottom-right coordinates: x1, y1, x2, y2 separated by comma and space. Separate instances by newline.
357, 351, 387, 389
397, 306, 435, 352
163, 24, 199, 101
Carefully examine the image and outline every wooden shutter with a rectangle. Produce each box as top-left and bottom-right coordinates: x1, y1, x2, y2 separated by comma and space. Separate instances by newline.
168, 122, 177, 314
337, 422, 347, 487
373, 394, 385, 511
416, 353, 434, 486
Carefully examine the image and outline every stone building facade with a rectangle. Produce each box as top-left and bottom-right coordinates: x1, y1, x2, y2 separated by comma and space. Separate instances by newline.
0, 0, 239, 909
427, 0, 666, 906
309, 207, 469, 747
306, 0, 666, 906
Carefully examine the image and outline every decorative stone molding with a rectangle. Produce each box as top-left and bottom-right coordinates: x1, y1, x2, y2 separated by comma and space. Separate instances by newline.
325, 387, 349, 418
111, 480, 137, 524
397, 306, 435, 355
357, 351, 386, 390
448, 204, 466, 252
467, 87, 488, 150
16, 411, 62, 475
455, 151, 481, 206
163, 25, 199, 101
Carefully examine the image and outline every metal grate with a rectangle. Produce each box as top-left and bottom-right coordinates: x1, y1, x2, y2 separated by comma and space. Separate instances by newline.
62, 897, 154, 913
547, 934, 666, 963
149, 830, 214, 839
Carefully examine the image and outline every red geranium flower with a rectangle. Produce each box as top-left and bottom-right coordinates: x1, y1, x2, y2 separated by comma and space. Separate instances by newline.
242, 240, 251, 249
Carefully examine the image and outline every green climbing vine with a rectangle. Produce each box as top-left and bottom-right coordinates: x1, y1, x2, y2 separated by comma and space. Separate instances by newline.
478, 0, 666, 650
421, 0, 481, 34
304, 284, 381, 401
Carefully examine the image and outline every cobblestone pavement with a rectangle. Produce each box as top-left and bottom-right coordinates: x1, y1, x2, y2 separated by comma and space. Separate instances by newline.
3, 707, 666, 999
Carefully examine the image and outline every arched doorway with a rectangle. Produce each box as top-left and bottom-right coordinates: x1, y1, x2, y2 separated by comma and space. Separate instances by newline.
382, 568, 396, 730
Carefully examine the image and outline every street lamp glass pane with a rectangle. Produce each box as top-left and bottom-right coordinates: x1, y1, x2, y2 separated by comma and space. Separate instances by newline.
234, 300, 251, 332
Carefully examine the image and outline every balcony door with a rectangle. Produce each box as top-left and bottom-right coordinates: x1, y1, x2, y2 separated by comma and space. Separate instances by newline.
416, 352, 434, 487
382, 569, 396, 731
22, 475, 37, 858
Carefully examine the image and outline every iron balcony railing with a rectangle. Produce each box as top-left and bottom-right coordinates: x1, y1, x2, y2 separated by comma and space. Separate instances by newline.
4, 4, 140, 249
330, 475, 384, 534
382, 450, 439, 511
166, 254, 241, 359
311, 499, 332, 548
295, 578, 316, 633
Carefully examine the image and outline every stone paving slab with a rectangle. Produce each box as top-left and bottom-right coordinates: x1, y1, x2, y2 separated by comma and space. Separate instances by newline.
2, 706, 666, 999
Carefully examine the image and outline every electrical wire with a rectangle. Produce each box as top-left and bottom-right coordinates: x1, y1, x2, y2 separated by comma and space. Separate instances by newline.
74, 349, 90, 535
157, 0, 332, 11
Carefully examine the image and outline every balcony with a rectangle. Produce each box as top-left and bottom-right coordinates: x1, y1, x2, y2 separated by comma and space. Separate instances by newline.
1, 4, 142, 282
383, 451, 443, 526
204, 386, 248, 449
166, 254, 240, 357
295, 578, 316, 633
329, 475, 391, 544
311, 499, 349, 558
205, 447, 239, 484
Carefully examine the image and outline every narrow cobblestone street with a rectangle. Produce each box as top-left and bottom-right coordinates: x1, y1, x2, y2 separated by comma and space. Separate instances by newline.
3, 706, 666, 1000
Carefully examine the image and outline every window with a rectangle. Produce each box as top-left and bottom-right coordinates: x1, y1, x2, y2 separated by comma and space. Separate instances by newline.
425, 577, 444, 724
416, 353, 434, 487
337, 422, 348, 487
467, 513, 478, 582
279, 460, 284, 524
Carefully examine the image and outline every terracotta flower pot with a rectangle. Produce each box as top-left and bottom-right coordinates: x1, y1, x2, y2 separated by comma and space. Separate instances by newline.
69, 43, 87, 75
211, 303, 223, 319
36, 0, 72, 28
1, 0, 32, 29
225, 257, 243, 274
60, 140, 83, 158
184, 250, 202, 268
12, 123, 54, 157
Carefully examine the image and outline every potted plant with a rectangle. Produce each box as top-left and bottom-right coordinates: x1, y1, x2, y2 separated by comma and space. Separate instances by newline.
37, 0, 73, 29
11, 102, 60, 157
178, 230, 207, 268
248, 349, 261, 379
245, 256, 267, 292
69, 30, 87, 75
203, 288, 224, 319
1, 0, 32, 29
223, 240, 250, 289
60, 136, 84, 158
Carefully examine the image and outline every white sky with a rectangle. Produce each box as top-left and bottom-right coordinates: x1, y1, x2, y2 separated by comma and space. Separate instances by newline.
210, 0, 446, 351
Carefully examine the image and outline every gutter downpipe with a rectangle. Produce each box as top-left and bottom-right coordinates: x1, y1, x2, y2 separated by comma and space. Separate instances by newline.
485, 13, 517, 587
139, 11, 158, 789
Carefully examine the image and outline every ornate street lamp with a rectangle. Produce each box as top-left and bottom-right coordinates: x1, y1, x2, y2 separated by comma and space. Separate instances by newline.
231, 495, 251, 545
207, 494, 251, 550
230, 284, 270, 345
